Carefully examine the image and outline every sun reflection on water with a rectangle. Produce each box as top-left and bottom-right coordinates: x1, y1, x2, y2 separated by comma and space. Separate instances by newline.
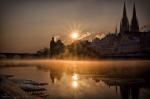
72, 74, 78, 81
72, 81, 78, 88
72, 73, 79, 88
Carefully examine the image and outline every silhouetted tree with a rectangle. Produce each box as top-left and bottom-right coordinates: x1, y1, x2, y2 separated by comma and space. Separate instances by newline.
49, 37, 65, 58
50, 37, 56, 57
56, 39, 65, 55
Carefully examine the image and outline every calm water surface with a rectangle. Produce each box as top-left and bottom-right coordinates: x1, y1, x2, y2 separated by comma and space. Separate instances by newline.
0, 60, 150, 99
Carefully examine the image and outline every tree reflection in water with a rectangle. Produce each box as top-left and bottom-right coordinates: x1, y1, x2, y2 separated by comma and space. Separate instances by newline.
36, 63, 150, 99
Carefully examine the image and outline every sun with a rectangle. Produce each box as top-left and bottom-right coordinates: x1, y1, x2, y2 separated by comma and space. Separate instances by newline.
71, 31, 79, 40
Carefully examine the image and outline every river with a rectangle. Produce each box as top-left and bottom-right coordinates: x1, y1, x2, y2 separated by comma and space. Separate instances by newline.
0, 59, 150, 99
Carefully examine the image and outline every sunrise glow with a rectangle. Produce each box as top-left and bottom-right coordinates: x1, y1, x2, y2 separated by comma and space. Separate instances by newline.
71, 32, 79, 40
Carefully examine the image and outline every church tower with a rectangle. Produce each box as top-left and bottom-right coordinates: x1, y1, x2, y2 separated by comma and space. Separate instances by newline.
120, 2, 129, 33
130, 4, 139, 32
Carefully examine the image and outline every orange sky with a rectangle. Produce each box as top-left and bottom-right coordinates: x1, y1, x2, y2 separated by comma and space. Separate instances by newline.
0, 0, 149, 53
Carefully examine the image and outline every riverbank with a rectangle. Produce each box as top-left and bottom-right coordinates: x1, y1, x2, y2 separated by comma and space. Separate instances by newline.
0, 75, 48, 99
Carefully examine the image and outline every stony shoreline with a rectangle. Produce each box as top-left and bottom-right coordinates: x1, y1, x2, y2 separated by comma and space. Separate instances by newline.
0, 75, 48, 99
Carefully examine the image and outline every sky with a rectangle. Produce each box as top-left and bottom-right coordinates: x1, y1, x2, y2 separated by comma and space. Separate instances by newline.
0, 0, 150, 53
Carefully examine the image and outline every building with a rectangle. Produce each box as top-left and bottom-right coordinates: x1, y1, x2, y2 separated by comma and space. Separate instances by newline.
90, 2, 150, 57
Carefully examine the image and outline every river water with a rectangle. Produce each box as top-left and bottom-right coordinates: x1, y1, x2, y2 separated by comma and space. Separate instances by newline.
0, 60, 150, 99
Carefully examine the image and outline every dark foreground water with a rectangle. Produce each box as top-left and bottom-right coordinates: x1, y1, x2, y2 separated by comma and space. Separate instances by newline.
0, 60, 150, 99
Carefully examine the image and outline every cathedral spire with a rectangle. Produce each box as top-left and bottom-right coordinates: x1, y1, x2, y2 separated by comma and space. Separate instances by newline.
120, 2, 129, 33
115, 25, 118, 33
130, 4, 139, 32
123, 2, 127, 18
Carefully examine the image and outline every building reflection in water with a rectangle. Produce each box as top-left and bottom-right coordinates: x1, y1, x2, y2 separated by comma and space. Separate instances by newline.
101, 79, 142, 99
120, 85, 140, 99
36, 65, 149, 99
49, 69, 145, 99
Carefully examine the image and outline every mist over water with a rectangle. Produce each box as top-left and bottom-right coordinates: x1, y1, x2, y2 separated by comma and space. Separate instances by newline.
0, 60, 150, 99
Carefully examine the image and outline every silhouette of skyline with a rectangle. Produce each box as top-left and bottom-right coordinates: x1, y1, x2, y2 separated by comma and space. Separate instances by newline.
0, 0, 150, 53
